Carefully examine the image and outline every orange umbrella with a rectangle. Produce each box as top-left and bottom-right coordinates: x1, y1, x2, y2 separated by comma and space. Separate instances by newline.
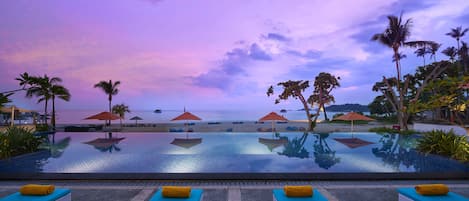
259, 112, 288, 134
334, 112, 374, 135
171, 111, 202, 137
84, 112, 120, 120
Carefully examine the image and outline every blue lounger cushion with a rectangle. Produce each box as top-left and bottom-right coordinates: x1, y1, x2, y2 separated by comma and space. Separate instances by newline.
398, 188, 469, 201
0, 188, 71, 201
273, 189, 328, 201
149, 189, 203, 201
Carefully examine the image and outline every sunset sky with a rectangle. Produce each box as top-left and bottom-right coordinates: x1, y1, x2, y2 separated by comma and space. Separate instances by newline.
1, 0, 468, 111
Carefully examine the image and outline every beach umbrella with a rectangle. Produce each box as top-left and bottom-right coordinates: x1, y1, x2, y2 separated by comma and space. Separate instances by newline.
129, 116, 143, 126
334, 112, 374, 137
84, 112, 121, 137
259, 112, 288, 134
171, 111, 202, 138
170, 138, 202, 149
258, 137, 288, 152
84, 111, 120, 121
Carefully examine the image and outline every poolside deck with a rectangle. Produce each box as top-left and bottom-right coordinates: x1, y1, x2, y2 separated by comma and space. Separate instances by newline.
1, 180, 468, 201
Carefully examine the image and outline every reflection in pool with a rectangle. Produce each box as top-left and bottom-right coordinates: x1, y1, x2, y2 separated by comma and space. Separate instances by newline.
0, 132, 468, 174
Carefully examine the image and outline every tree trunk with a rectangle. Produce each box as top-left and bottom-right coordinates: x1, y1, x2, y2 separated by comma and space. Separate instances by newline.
52, 96, 56, 130
44, 99, 48, 125
322, 105, 329, 121
297, 93, 313, 131
108, 95, 112, 126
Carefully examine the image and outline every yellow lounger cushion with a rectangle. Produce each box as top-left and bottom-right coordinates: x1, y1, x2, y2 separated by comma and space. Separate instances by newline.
415, 184, 449, 195
20, 184, 55, 195
284, 185, 313, 197
162, 186, 191, 198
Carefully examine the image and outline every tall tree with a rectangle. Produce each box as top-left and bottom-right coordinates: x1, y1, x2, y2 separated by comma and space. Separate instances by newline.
94, 80, 121, 125
112, 103, 130, 127
371, 13, 435, 130
429, 43, 441, 63
50, 84, 71, 129
267, 80, 314, 130
446, 26, 468, 52
309, 73, 340, 121
442, 46, 457, 62
0, 93, 13, 109
415, 46, 429, 67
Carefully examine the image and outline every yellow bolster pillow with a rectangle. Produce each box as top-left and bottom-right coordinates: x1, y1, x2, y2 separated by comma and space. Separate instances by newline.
162, 186, 191, 198
284, 185, 313, 197
20, 184, 55, 195
415, 184, 449, 195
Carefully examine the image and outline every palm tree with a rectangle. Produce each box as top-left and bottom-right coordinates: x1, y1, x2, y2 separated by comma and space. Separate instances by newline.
429, 43, 441, 63
446, 26, 468, 52
50, 84, 71, 129
371, 13, 434, 130
0, 93, 12, 109
112, 103, 130, 127
310, 72, 340, 121
94, 80, 121, 125
414, 47, 429, 67
442, 46, 457, 62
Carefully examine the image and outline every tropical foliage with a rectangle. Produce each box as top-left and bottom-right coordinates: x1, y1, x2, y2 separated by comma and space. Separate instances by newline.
417, 130, 469, 162
0, 93, 13, 109
267, 72, 340, 131
94, 80, 121, 125
0, 126, 46, 159
371, 13, 438, 130
112, 103, 130, 127
16, 73, 71, 129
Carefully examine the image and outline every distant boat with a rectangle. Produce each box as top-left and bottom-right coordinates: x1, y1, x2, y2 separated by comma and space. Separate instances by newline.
280, 109, 287, 113
154, 109, 162, 113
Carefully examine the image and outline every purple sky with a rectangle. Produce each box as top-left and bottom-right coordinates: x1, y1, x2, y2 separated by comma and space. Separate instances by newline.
1, 0, 468, 111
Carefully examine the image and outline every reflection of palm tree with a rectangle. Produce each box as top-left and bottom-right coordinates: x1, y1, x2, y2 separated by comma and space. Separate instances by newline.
313, 134, 340, 169
278, 132, 309, 159
372, 134, 417, 170
40, 137, 71, 158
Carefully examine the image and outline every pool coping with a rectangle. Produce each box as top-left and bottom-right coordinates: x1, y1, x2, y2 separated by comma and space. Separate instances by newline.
2, 172, 468, 180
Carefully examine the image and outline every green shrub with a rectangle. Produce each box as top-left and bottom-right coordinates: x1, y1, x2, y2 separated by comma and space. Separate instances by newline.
417, 130, 469, 162
36, 124, 50, 132
0, 126, 46, 159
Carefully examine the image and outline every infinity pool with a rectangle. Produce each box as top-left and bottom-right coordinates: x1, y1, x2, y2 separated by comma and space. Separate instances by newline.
1, 132, 468, 174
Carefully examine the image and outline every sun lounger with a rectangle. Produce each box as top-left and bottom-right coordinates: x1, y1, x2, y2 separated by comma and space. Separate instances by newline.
0, 188, 71, 201
397, 187, 469, 201
273, 189, 328, 201
149, 189, 203, 201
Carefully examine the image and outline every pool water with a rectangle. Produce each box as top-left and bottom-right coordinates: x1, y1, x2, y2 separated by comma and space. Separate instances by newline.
1, 132, 468, 173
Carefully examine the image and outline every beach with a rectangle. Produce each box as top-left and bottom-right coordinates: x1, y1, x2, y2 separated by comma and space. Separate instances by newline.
56, 120, 392, 133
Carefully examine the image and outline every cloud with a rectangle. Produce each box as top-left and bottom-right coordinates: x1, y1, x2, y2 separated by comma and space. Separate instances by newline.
286, 49, 322, 59
192, 43, 273, 90
264, 33, 290, 42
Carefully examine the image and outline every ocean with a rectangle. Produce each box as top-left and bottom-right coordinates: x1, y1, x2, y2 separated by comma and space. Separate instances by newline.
50, 109, 368, 125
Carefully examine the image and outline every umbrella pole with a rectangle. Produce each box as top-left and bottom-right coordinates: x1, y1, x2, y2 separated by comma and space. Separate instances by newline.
272, 121, 274, 138
351, 120, 354, 138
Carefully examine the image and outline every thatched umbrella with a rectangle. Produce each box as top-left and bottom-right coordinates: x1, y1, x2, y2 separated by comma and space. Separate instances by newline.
171, 111, 202, 138
129, 116, 143, 126
334, 112, 374, 137
259, 112, 288, 134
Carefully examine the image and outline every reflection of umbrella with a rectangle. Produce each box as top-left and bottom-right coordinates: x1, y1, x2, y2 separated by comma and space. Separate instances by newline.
334, 138, 374, 149
258, 137, 288, 152
171, 111, 202, 138
259, 112, 288, 134
334, 112, 374, 137
129, 116, 143, 125
84, 137, 125, 152
170, 138, 202, 149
